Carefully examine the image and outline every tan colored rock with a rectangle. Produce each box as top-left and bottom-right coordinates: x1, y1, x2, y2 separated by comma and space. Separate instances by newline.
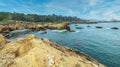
0, 34, 8, 50
0, 34, 105, 67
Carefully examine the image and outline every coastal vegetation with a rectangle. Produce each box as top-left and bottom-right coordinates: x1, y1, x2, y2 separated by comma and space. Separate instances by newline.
0, 12, 82, 23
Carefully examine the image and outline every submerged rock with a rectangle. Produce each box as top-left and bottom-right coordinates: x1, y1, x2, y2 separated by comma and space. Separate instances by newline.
96, 26, 103, 29
0, 34, 105, 67
75, 25, 79, 26
111, 27, 119, 30
76, 27, 83, 29
87, 25, 91, 27
69, 30, 75, 32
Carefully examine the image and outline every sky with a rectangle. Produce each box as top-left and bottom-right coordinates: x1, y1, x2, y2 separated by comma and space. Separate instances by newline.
0, 0, 120, 20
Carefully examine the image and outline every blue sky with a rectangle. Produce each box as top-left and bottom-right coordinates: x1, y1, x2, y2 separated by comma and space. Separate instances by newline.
0, 0, 120, 20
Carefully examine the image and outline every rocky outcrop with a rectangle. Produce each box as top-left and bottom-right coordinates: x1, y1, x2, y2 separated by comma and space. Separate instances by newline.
0, 34, 105, 67
0, 22, 72, 37
96, 26, 103, 29
76, 27, 83, 29
111, 27, 119, 30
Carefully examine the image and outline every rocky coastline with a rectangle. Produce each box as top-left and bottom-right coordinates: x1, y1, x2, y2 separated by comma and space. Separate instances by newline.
0, 22, 71, 37
0, 34, 105, 67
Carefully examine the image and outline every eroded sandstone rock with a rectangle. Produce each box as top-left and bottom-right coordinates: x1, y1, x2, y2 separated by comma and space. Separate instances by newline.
0, 34, 106, 67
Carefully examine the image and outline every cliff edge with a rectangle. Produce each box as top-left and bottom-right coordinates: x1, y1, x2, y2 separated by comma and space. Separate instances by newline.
0, 34, 105, 67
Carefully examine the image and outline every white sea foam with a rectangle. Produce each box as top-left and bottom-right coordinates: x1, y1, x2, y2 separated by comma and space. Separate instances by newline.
51, 30, 66, 32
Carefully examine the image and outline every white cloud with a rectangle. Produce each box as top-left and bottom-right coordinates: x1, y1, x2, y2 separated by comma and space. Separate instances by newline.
85, 0, 120, 20
102, 10, 120, 20
43, 0, 120, 20
88, 8, 120, 20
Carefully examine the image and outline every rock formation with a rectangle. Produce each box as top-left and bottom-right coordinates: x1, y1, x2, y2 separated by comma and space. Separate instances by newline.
0, 34, 105, 67
0, 22, 72, 37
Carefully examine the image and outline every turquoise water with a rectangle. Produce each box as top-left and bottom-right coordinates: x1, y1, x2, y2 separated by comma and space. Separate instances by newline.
10, 23, 120, 67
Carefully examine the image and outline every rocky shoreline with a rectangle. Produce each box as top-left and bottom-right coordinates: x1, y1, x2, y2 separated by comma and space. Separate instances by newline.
0, 22, 71, 37
0, 34, 105, 67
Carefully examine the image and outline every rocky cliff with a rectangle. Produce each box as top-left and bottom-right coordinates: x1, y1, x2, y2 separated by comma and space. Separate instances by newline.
0, 34, 105, 67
